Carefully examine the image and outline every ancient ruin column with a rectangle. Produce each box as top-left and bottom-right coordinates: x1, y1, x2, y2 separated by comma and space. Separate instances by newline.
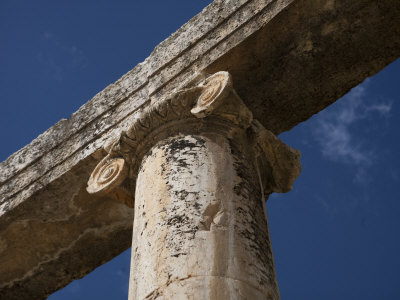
131, 132, 275, 298
87, 72, 301, 300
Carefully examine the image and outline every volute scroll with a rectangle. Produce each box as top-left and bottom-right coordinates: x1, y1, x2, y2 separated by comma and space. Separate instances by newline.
86, 71, 247, 200
86, 71, 301, 207
86, 155, 128, 195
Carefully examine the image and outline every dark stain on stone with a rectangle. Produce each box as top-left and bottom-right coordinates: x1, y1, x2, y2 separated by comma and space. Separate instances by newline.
193, 201, 201, 210
166, 136, 206, 173
167, 137, 206, 157
175, 158, 189, 168
171, 252, 187, 258
230, 139, 276, 287
166, 214, 189, 226
173, 190, 190, 202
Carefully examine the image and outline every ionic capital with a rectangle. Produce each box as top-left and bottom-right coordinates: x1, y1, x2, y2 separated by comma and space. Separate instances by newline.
87, 71, 301, 205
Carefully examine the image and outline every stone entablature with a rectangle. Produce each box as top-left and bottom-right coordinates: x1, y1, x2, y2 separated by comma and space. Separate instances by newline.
86, 72, 301, 299
0, 0, 398, 298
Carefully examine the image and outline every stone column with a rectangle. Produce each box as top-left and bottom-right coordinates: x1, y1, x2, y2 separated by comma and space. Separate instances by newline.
87, 72, 301, 300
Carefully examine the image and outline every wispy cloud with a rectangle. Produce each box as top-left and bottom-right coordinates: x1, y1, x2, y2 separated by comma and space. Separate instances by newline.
116, 267, 129, 296
315, 193, 338, 217
37, 31, 87, 80
312, 80, 392, 183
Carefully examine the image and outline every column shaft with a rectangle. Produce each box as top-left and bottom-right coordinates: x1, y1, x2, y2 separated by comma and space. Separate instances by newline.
128, 132, 279, 300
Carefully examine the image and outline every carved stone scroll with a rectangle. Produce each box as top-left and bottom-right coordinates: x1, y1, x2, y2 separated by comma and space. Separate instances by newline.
191, 71, 233, 117
86, 71, 301, 299
87, 71, 300, 203
87, 72, 252, 200
86, 156, 128, 195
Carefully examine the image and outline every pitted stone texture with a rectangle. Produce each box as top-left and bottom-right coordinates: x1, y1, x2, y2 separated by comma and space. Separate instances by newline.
3, 0, 398, 223
129, 134, 279, 300
0, 0, 399, 297
0, 154, 134, 299
159, 276, 270, 300
206, 0, 400, 133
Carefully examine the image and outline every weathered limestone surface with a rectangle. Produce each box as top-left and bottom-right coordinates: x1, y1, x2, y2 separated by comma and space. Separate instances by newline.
130, 133, 280, 299
108, 72, 296, 299
0, 0, 399, 298
84, 71, 300, 299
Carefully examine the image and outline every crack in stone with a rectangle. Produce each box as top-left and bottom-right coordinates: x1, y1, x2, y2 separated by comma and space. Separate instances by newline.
0, 220, 129, 289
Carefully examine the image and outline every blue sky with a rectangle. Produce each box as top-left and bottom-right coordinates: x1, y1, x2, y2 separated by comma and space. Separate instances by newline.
1, 1, 399, 299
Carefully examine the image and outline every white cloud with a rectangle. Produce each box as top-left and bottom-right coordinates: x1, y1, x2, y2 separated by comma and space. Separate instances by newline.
315, 193, 337, 217
38, 32, 87, 80
43, 32, 54, 40
312, 80, 392, 168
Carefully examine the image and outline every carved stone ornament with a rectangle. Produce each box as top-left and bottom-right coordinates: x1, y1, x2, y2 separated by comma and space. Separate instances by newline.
86, 71, 301, 204
191, 71, 233, 117
86, 156, 128, 195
